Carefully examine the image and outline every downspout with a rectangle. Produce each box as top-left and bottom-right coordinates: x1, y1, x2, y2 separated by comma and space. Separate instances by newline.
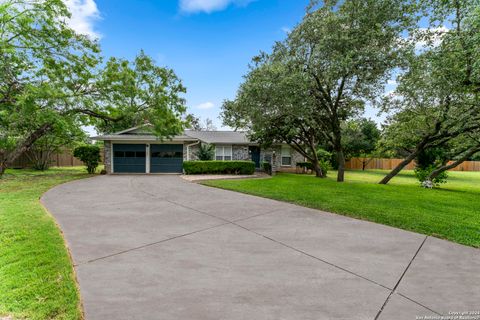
186, 140, 200, 161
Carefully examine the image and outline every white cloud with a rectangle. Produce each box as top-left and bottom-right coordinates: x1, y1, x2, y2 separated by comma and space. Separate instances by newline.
64, 0, 101, 39
387, 79, 397, 85
0, 0, 101, 38
179, 0, 255, 14
196, 102, 215, 110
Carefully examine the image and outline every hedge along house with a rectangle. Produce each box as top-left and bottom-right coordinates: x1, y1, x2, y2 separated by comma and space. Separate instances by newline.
92, 125, 305, 174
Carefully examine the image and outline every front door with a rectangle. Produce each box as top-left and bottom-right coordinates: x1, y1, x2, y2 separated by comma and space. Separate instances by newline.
249, 146, 261, 168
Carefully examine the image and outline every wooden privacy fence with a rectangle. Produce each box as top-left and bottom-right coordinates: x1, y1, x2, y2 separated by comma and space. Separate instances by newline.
345, 157, 480, 171
10, 148, 104, 169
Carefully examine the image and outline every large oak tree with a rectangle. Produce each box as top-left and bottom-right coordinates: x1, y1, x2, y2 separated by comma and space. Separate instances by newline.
379, 0, 480, 184
223, 0, 416, 181
222, 49, 327, 177
0, 0, 187, 175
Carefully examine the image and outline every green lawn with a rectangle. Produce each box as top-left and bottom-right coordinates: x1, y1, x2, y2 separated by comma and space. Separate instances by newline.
0, 167, 93, 320
203, 170, 480, 248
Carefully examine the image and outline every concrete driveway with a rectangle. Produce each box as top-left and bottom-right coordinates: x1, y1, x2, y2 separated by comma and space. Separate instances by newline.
41, 175, 479, 320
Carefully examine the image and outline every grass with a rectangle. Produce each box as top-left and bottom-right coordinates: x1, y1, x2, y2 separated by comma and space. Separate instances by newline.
0, 167, 94, 320
203, 170, 480, 248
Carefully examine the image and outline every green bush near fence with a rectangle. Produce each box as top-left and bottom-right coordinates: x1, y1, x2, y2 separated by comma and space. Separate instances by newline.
183, 161, 255, 175
73, 145, 101, 174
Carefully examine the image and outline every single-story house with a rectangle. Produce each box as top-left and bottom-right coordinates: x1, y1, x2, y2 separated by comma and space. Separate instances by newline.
92, 125, 305, 174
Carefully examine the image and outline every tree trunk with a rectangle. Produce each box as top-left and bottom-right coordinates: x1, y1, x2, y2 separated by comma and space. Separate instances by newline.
288, 132, 323, 178
310, 143, 324, 178
428, 167, 448, 182
379, 151, 418, 184
362, 158, 373, 171
312, 159, 324, 178
331, 124, 345, 182
27, 148, 54, 171
336, 149, 345, 182
0, 123, 52, 176
379, 137, 430, 185
427, 146, 480, 181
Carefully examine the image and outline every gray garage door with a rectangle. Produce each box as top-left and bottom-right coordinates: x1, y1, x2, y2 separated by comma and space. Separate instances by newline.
150, 144, 183, 173
113, 144, 146, 173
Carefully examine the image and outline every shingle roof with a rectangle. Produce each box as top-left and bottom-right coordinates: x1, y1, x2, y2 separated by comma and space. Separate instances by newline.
91, 126, 254, 145
184, 130, 251, 144
90, 134, 195, 142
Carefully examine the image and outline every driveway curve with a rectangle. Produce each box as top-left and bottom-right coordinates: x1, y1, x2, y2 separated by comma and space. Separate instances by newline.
42, 175, 479, 320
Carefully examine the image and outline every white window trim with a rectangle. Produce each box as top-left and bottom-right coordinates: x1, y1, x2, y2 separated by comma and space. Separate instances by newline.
215, 145, 233, 161
281, 145, 292, 167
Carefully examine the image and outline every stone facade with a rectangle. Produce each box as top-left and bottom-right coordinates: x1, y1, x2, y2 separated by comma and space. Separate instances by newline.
185, 143, 250, 161
260, 146, 278, 170
232, 145, 250, 161
260, 145, 305, 173
290, 149, 306, 170
104, 141, 112, 174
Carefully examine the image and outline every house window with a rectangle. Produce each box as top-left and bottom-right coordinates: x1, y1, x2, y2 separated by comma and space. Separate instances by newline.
215, 145, 232, 161
281, 145, 292, 166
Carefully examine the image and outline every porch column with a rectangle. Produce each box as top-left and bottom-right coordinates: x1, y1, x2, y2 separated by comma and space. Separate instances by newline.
146, 144, 150, 173
271, 150, 277, 176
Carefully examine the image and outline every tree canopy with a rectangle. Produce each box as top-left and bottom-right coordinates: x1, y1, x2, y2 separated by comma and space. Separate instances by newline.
0, 0, 188, 174
223, 0, 416, 181
342, 118, 381, 159
378, 0, 480, 184
93, 51, 187, 135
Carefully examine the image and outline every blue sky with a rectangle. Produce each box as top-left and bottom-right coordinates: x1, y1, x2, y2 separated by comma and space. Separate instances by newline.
72, 0, 309, 131
66, 0, 393, 132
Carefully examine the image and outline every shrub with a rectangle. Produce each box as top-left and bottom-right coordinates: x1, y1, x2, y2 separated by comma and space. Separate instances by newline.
316, 148, 332, 161
296, 162, 314, 171
196, 143, 215, 161
262, 161, 272, 175
414, 165, 448, 188
296, 160, 329, 177
319, 159, 330, 177
73, 145, 101, 174
415, 148, 449, 187
183, 161, 255, 175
